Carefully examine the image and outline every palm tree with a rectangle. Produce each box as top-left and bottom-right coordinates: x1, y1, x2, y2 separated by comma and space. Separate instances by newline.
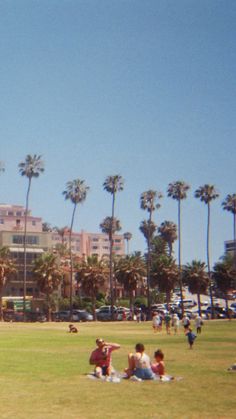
195, 184, 219, 318
150, 255, 178, 310
167, 181, 190, 316
139, 219, 157, 242
158, 221, 177, 257
103, 175, 124, 319
0, 247, 16, 321
100, 216, 122, 239
183, 260, 209, 315
123, 232, 132, 255
53, 226, 70, 245
18, 154, 44, 320
115, 254, 146, 312
33, 252, 63, 321
42, 222, 52, 232
63, 179, 89, 319
140, 190, 162, 314
100, 216, 121, 303
222, 194, 236, 268
213, 259, 236, 313
76, 255, 108, 320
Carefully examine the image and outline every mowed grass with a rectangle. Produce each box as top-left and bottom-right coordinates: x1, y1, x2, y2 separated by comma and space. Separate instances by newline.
0, 320, 235, 419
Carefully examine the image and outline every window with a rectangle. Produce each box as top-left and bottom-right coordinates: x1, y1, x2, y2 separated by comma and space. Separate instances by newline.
103, 246, 109, 250
92, 246, 98, 250
115, 239, 121, 243
16, 219, 21, 225
8, 211, 14, 216
16, 211, 22, 216
92, 237, 99, 242
0, 219, 4, 224
12, 235, 39, 245
32, 220, 36, 226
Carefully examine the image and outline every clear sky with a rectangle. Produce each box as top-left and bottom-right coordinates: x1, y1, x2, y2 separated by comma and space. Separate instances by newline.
0, 0, 235, 265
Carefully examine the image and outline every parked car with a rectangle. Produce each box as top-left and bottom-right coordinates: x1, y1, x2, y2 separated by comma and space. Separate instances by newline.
205, 306, 227, 319
72, 310, 93, 322
96, 306, 117, 321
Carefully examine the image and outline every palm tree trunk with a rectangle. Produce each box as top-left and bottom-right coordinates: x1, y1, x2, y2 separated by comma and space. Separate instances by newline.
207, 203, 214, 319
92, 293, 97, 321
47, 295, 52, 322
23, 178, 31, 322
233, 211, 236, 269
197, 291, 202, 316
109, 193, 115, 320
69, 203, 77, 320
166, 290, 171, 311
129, 289, 134, 314
178, 200, 184, 317
146, 211, 152, 318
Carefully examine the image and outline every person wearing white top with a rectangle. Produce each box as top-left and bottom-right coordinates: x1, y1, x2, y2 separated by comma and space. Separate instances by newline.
195, 315, 203, 334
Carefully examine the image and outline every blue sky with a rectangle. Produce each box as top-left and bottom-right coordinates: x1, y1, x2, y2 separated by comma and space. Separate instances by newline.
0, 0, 235, 265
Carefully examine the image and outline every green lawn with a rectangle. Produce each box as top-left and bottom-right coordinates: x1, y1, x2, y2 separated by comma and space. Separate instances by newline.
0, 320, 235, 419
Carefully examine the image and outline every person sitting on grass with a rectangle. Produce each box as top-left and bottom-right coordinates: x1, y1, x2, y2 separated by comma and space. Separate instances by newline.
151, 349, 165, 377
89, 338, 120, 378
151, 349, 175, 381
68, 324, 78, 333
125, 343, 155, 380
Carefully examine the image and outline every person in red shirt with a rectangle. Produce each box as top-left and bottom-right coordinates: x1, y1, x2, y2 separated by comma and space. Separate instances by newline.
89, 338, 121, 378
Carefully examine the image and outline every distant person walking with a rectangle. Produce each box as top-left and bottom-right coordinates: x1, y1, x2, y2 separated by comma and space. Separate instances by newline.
195, 315, 203, 334
185, 327, 197, 349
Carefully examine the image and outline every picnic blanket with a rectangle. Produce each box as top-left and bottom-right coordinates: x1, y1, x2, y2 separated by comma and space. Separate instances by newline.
86, 372, 182, 383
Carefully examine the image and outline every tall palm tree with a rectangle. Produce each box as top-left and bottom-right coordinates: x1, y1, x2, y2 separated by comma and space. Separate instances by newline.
115, 254, 146, 312
150, 255, 178, 311
167, 181, 190, 316
103, 175, 124, 319
33, 252, 63, 321
195, 184, 219, 318
100, 216, 121, 303
63, 179, 89, 319
76, 255, 108, 320
0, 247, 16, 321
222, 194, 236, 268
140, 190, 162, 314
18, 154, 44, 320
158, 221, 177, 257
123, 232, 132, 255
183, 260, 209, 315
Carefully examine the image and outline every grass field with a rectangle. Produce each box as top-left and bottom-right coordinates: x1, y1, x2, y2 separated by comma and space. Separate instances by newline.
0, 320, 235, 419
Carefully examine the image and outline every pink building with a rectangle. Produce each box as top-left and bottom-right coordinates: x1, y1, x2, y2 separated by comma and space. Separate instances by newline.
0, 204, 125, 259
0, 204, 42, 233
51, 230, 125, 259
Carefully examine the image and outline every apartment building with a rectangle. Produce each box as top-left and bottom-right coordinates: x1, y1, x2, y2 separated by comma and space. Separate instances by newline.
0, 204, 125, 297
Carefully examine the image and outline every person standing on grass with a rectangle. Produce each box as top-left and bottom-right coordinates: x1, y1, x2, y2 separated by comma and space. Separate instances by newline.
152, 311, 161, 332
195, 315, 203, 334
164, 312, 172, 334
182, 314, 191, 330
185, 327, 197, 349
172, 313, 180, 334
89, 338, 120, 378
